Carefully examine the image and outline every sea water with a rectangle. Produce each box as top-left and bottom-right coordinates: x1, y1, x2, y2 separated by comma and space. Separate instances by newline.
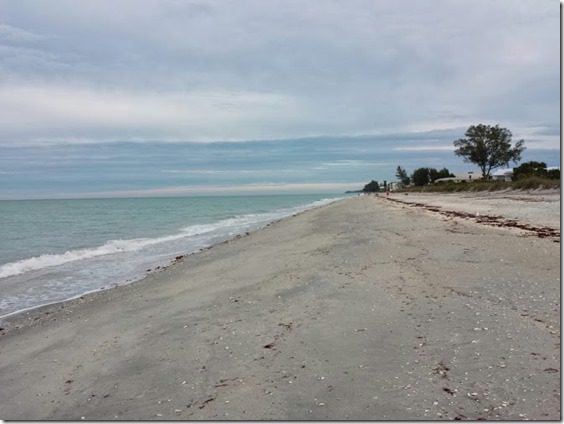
0, 194, 345, 318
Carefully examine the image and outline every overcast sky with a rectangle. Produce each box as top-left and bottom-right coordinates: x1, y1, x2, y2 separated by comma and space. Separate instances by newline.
0, 0, 559, 198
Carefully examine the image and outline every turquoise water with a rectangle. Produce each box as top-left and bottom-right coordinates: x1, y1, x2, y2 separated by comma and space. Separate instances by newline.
0, 194, 345, 318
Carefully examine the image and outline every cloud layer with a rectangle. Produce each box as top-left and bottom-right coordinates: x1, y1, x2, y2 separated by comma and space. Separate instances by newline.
0, 0, 559, 198
1, 135, 559, 199
0, 0, 559, 144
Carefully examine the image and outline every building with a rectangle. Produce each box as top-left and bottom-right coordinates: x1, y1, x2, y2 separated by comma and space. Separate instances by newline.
491, 168, 514, 182
434, 171, 479, 183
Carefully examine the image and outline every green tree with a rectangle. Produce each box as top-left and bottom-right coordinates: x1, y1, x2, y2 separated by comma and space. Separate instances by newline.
513, 161, 547, 179
433, 167, 454, 181
362, 180, 380, 193
396, 166, 410, 185
411, 167, 454, 186
547, 169, 560, 180
454, 124, 525, 178
411, 168, 431, 186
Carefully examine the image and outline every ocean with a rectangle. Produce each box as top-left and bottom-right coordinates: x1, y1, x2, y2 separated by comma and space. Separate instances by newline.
0, 193, 345, 319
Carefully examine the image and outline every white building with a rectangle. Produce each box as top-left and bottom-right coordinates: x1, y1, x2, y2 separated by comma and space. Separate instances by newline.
491, 168, 514, 182
434, 171, 479, 183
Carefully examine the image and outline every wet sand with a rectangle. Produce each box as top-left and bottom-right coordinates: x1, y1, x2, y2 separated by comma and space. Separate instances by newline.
0, 193, 560, 420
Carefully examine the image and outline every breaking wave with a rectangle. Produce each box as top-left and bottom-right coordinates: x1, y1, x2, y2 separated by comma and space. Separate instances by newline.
0, 196, 342, 279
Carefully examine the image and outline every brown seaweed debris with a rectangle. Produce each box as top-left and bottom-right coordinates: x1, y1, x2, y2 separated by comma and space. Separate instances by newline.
384, 197, 560, 241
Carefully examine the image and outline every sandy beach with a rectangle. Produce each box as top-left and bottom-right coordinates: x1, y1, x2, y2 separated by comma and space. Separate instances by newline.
0, 192, 560, 420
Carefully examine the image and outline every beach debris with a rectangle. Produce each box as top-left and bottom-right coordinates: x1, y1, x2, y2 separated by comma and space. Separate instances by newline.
384, 197, 560, 241
198, 396, 216, 409
175, 255, 184, 261
433, 361, 450, 379
263, 342, 275, 349
278, 322, 293, 330
443, 387, 455, 395
543, 368, 559, 373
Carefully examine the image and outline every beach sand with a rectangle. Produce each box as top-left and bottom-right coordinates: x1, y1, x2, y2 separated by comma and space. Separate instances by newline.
0, 193, 560, 420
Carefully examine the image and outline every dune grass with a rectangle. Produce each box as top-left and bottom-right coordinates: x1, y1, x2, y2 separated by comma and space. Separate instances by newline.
402, 176, 560, 193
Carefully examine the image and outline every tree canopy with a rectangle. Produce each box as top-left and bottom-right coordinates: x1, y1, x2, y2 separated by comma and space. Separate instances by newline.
411, 167, 454, 186
395, 166, 410, 186
453, 124, 525, 178
362, 180, 380, 193
513, 161, 560, 180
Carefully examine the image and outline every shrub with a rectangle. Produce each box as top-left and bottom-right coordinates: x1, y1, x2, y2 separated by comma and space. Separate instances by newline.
512, 176, 560, 190
397, 176, 559, 193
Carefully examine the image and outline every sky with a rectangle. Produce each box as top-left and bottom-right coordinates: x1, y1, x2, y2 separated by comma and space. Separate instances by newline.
0, 0, 560, 199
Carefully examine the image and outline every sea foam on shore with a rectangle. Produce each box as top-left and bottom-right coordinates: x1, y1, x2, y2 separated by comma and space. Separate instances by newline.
0, 195, 345, 319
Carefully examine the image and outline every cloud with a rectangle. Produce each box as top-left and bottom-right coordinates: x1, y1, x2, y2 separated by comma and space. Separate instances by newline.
0, 83, 302, 142
1, 136, 559, 199
0, 0, 558, 144
34, 182, 367, 199
0, 23, 44, 43
0, 0, 559, 198
393, 145, 455, 152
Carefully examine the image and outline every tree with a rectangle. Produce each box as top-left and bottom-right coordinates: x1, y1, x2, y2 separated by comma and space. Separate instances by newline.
396, 166, 410, 185
429, 167, 454, 182
547, 169, 560, 180
410, 167, 454, 186
453, 124, 525, 178
411, 168, 431, 186
512, 161, 559, 180
513, 161, 547, 179
362, 180, 380, 193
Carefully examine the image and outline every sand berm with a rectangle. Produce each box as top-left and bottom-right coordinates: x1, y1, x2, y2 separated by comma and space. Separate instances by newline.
0, 191, 560, 420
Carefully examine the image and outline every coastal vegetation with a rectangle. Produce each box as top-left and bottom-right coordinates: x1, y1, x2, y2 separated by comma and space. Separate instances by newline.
513, 161, 560, 180
395, 166, 410, 186
453, 124, 525, 178
410, 167, 454, 186
401, 176, 560, 193
361, 180, 381, 193
359, 124, 558, 194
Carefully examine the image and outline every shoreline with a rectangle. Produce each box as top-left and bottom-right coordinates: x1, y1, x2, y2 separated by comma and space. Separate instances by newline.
0, 197, 348, 329
0, 193, 559, 420
0, 197, 347, 324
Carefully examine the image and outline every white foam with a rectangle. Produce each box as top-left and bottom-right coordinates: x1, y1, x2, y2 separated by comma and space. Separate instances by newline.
0, 234, 187, 279
0, 196, 343, 280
